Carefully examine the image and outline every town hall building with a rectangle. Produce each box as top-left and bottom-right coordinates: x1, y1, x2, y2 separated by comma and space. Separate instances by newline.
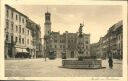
44, 11, 90, 59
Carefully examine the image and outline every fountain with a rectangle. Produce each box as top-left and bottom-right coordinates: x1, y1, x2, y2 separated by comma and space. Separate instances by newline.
62, 23, 102, 69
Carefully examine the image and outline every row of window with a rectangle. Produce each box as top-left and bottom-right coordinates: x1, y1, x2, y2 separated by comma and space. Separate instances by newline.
53, 39, 89, 44
60, 45, 65, 49
6, 34, 30, 45
51, 45, 66, 49
6, 19, 30, 35
101, 34, 122, 44
55, 45, 89, 50
67, 36, 89, 39
6, 9, 25, 23
53, 39, 66, 43
68, 35, 76, 38
117, 35, 122, 40
53, 45, 88, 49
54, 39, 89, 44
118, 43, 122, 49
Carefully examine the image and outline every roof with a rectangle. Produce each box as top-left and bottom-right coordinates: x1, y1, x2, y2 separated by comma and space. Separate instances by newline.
45, 11, 51, 15
5, 4, 40, 27
113, 20, 123, 31
5, 4, 28, 18
52, 31, 60, 34
109, 20, 123, 32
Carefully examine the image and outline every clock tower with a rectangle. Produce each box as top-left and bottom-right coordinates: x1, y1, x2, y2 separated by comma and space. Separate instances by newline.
44, 11, 51, 36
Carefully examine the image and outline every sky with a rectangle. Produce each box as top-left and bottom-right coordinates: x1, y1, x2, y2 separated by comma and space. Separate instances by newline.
11, 5, 122, 43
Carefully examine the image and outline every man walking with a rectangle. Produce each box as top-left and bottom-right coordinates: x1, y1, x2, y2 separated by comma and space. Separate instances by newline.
108, 57, 113, 69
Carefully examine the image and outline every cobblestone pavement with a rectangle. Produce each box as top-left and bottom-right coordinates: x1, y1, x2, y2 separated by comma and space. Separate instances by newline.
5, 58, 122, 77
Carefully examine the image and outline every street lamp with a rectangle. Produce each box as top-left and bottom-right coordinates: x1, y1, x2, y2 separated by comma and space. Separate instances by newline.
43, 33, 53, 61
44, 35, 49, 61
41, 36, 49, 61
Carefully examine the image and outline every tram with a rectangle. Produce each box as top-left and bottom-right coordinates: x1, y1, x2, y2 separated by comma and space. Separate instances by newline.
48, 51, 56, 60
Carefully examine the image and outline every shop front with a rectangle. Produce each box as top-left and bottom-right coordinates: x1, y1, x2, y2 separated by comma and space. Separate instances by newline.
15, 48, 30, 58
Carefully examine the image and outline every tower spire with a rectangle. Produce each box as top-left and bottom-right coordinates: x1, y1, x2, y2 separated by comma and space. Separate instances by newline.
47, 6, 48, 13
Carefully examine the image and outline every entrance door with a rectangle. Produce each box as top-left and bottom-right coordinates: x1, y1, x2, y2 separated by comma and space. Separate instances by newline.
71, 51, 74, 58
62, 52, 66, 59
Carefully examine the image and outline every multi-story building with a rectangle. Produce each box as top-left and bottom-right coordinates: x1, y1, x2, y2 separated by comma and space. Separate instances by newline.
108, 20, 123, 59
64, 32, 78, 58
4, 5, 42, 59
44, 11, 90, 59
94, 20, 123, 59
26, 19, 43, 58
50, 31, 61, 58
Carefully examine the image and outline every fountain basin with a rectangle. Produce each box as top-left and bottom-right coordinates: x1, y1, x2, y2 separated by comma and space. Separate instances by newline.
62, 59, 102, 69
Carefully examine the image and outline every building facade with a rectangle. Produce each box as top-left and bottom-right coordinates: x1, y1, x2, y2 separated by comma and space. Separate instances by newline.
44, 11, 90, 59
26, 19, 43, 58
4, 5, 43, 59
93, 21, 123, 59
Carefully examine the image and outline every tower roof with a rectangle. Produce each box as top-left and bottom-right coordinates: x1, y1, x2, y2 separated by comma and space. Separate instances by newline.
45, 7, 51, 15
45, 11, 50, 15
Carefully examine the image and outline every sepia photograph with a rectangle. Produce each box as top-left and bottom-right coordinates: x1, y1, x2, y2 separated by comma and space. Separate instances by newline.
0, 0, 127, 81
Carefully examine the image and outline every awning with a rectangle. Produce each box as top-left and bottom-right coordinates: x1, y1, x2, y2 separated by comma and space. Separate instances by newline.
16, 48, 29, 53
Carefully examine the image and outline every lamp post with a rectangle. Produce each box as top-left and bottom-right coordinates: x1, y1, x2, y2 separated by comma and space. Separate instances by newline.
40, 36, 48, 61
40, 38, 45, 60
42, 33, 53, 61
44, 35, 50, 61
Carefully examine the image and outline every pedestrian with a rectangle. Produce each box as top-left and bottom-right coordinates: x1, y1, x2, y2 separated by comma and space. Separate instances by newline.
108, 57, 113, 69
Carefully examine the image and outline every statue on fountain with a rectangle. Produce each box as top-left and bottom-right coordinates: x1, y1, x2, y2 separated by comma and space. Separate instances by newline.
77, 23, 86, 61
78, 23, 84, 37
